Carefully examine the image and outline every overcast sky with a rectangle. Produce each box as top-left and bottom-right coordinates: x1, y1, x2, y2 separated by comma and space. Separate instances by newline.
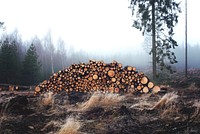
0, 0, 199, 54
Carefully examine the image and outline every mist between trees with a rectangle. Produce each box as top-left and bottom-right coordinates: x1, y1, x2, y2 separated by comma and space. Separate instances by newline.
0, 30, 199, 86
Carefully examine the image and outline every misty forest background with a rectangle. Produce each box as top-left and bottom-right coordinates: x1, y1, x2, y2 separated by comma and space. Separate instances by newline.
0, 28, 199, 86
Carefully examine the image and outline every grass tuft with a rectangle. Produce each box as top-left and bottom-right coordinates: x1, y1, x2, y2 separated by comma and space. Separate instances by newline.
191, 100, 200, 121
58, 117, 82, 134
79, 92, 124, 111
130, 94, 153, 110
40, 91, 54, 106
41, 120, 61, 132
152, 92, 178, 109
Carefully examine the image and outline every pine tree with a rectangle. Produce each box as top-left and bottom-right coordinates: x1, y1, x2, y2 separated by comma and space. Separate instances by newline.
130, 0, 181, 79
22, 43, 41, 85
0, 38, 21, 84
0, 21, 4, 30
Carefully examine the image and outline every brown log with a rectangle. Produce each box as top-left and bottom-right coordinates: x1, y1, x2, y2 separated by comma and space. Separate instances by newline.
118, 63, 122, 68
35, 86, 41, 92
109, 87, 114, 93
88, 77, 93, 81
137, 85, 142, 91
93, 74, 98, 80
9, 85, 14, 91
108, 70, 115, 77
127, 66, 132, 71
111, 77, 116, 83
114, 87, 120, 93
141, 76, 148, 85
152, 86, 160, 93
148, 81, 154, 89
142, 86, 149, 93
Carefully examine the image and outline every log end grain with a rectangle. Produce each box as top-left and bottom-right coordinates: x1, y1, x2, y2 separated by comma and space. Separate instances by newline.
93, 74, 98, 80
108, 70, 115, 77
142, 86, 149, 93
152, 86, 160, 93
141, 76, 148, 85
35, 86, 41, 92
148, 82, 154, 89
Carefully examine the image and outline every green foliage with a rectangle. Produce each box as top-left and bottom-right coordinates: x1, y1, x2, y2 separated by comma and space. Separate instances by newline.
0, 38, 21, 84
0, 21, 4, 29
130, 0, 181, 73
22, 44, 41, 85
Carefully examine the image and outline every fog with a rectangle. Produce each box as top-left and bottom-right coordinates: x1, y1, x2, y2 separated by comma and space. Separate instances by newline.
0, 0, 200, 85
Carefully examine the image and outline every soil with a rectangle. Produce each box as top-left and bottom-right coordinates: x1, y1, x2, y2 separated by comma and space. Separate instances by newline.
1, 71, 200, 134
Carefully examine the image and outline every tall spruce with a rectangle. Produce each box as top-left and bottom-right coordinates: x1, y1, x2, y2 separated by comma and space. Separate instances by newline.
0, 21, 4, 30
0, 38, 21, 84
130, 0, 181, 79
22, 43, 41, 85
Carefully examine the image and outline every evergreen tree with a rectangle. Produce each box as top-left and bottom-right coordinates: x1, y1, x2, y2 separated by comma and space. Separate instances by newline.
0, 38, 21, 84
22, 43, 41, 85
130, 0, 181, 79
0, 21, 4, 30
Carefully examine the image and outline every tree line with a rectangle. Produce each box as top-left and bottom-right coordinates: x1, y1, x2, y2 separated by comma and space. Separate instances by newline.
0, 30, 90, 86
0, 30, 199, 86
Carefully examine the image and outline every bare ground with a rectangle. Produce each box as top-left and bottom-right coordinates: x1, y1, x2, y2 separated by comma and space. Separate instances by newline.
1, 72, 200, 134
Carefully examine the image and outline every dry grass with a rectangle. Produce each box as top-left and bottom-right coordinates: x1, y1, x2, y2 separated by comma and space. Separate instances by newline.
151, 92, 181, 121
191, 100, 200, 121
39, 91, 54, 106
41, 120, 61, 132
130, 94, 154, 110
58, 117, 82, 134
152, 92, 178, 110
0, 97, 15, 130
79, 92, 125, 111
130, 100, 153, 110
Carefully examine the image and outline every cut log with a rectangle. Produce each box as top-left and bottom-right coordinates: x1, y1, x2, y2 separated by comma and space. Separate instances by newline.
141, 76, 148, 85
142, 86, 149, 93
127, 66, 132, 71
35, 86, 41, 92
108, 70, 115, 77
93, 74, 98, 80
88, 77, 93, 81
152, 86, 160, 93
9, 85, 14, 91
148, 82, 154, 89
109, 87, 114, 93
137, 85, 142, 91
111, 77, 116, 83
114, 87, 120, 93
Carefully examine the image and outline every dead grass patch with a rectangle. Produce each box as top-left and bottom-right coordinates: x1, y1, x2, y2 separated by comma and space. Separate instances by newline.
58, 117, 82, 134
191, 100, 200, 121
152, 92, 178, 110
152, 92, 180, 120
79, 92, 125, 111
38, 91, 54, 107
41, 120, 61, 132
130, 94, 154, 110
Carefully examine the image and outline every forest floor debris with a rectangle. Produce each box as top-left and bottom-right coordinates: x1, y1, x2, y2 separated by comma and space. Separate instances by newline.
1, 71, 200, 134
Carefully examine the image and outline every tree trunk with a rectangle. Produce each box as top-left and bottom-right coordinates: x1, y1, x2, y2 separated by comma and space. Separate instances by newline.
152, 0, 156, 80
185, 0, 188, 78
51, 53, 54, 74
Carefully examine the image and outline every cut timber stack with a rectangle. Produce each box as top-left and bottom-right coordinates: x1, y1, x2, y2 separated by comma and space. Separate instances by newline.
34, 60, 160, 95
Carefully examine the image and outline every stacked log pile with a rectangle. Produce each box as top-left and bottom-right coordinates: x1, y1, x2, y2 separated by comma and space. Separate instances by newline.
34, 60, 160, 95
